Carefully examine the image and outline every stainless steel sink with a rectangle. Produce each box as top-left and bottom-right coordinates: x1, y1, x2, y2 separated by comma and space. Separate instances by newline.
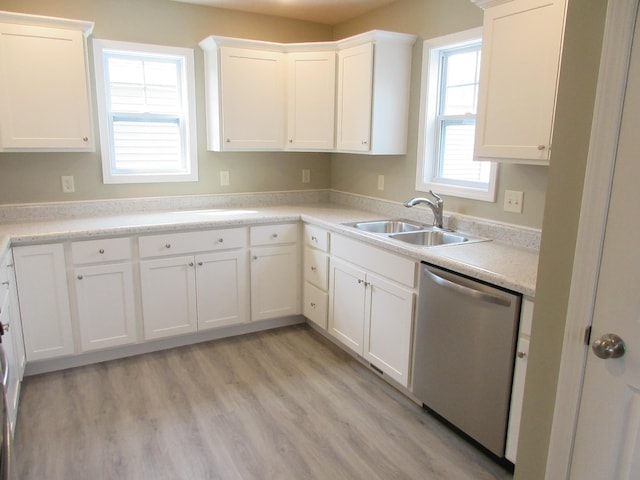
389, 230, 469, 246
342, 219, 487, 247
345, 219, 428, 234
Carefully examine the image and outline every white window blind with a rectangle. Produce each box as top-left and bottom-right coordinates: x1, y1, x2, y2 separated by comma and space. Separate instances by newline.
94, 40, 197, 184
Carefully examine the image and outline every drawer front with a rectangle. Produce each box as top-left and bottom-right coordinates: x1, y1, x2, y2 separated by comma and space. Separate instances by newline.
332, 234, 416, 288
71, 237, 132, 265
303, 282, 328, 329
250, 223, 298, 246
304, 248, 329, 290
304, 224, 329, 252
139, 227, 247, 258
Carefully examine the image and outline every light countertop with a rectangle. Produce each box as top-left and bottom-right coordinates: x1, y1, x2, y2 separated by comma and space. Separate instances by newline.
0, 203, 538, 297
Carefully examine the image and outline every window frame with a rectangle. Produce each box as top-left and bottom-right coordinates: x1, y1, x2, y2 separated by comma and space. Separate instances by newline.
416, 28, 497, 202
93, 39, 198, 184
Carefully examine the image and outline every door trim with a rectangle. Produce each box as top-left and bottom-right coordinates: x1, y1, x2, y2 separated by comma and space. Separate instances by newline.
545, 1, 639, 478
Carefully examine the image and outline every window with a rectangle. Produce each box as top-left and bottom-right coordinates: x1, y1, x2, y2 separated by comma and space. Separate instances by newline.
416, 28, 497, 201
93, 40, 197, 184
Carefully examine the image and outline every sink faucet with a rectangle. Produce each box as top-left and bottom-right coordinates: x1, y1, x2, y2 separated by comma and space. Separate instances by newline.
404, 191, 444, 229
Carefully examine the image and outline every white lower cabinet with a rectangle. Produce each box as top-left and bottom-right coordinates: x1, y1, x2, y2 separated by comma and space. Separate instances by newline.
140, 250, 249, 340
505, 297, 534, 463
74, 263, 137, 351
329, 235, 416, 388
250, 244, 299, 321
13, 244, 74, 361
140, 255, 198, 340
195, 250, 248, 330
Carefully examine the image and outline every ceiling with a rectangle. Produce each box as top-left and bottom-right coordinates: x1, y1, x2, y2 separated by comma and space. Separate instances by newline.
167, 0, 401, 25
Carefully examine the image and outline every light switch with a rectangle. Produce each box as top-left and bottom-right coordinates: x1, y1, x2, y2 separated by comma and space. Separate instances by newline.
504, 190, 524, 213
302, 169, 310, 184
377, 175, 385, 191
220, 171, 230, 186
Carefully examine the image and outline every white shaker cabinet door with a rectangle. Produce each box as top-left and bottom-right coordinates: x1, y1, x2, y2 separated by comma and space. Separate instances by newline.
74, 262, 137, 351
336, 42, 374, 152
140, 256, 198, 340
287, 51, 336, 150
250, 244, 299, 321
13, 244, 75, 361
0, 22, 93, 151
195, 250, 249, 330
219, 46, 286, 150
328, 257, 367, 355
364, 272, 415, 387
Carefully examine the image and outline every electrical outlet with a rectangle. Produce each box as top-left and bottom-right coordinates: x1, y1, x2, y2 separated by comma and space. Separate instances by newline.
302, 169, 310, 184
504, 190, 524, 213
61, 176, 75, 193
220, 171, 230, 186
377, 175, 385, 191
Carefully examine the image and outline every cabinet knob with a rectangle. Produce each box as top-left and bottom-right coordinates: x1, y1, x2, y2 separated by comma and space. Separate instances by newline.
165, 244, 171, 249
311, 236, 317, 242
226, 138, 231, 143
289, 139, 293, 143
310, 302, 316, 308
1, 281, 9, 287
82, 136, 89, 142
272, 233, 278, 238
362, 140, 368, 145
218, 238, 224, 243
517, 351, 527, 358
189, 262, 194, 267
2, 323, 9, 332
357, 279, 364, 284
99, 248, 105, 254
77, 275, 83, 280
252, 255, 258, 260
537, 145, 546, 150
310, 266, 317, 272
198, 262, 203, 266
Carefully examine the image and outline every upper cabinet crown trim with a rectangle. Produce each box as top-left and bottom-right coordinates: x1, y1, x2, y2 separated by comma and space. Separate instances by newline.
0, 10, 94, 35
199, 30, 416, 53
470, 0, 515, 9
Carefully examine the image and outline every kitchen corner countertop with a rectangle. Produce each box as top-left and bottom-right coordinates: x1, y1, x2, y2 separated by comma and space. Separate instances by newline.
0, 203, 538, 297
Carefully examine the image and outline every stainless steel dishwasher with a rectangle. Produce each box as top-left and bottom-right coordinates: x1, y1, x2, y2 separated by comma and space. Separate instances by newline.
412, 263, 521, 458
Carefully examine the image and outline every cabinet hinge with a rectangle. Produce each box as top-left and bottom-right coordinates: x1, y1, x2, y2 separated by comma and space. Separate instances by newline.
584, 326, 592, 346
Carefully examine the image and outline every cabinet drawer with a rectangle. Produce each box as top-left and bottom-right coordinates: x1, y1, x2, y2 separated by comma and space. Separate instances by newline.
139, 227, 247, 258
304, 248, 329, 290
304, 224, 329, 252
303, 282, 328, 329
71, 237, 132, 265
332, 234, 416, 288
250, 223, 298, 246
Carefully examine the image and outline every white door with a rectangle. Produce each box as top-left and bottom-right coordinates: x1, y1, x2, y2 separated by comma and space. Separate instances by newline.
140, 256, 197, 340
328, 257, 366, 354
336, 42, 373, 152
196, 250, 248, 330
364, 273, 414, 387
75, 263, 137, 351
569, 7, 640, 478
250, 245, 299, 321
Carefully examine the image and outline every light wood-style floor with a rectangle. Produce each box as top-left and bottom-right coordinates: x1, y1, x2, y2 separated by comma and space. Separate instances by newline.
14, 324, 513, 480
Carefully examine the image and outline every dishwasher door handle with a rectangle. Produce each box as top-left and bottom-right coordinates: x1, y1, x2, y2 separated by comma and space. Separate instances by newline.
424, 268, 512, 307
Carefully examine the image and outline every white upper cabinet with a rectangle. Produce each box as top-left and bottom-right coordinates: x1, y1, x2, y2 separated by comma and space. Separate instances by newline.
473, 0, 567, 164
199, 31, 415, 154
336, 31, 416, 154
0, 11, 94, 152
287, 50, 336, 150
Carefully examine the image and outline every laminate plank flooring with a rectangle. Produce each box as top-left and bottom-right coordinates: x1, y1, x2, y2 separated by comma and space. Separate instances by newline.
14, 324, 513, 480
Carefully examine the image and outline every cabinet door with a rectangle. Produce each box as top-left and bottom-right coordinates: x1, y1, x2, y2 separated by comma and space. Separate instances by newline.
250, 245, 299, 321
195, 250, 248, 330
219, 46, 285, 150
0, 23, 93, 151
474, 0, 566, 163
140, 256, 197, 340
1, 294, 21, 434
336, 42, 373, 152
13, 244, 74, 361
287, 51, 336, 150
505, 336, 529, 463
74, 263, 137, 351
364, 273, 415, 387
328, 258, 366, 354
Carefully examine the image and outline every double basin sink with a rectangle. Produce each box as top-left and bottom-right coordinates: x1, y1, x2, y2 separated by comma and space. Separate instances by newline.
343, 219, 486, 247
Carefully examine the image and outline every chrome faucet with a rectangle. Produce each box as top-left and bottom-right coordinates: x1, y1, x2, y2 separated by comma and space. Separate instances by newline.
404, 191, 444, 229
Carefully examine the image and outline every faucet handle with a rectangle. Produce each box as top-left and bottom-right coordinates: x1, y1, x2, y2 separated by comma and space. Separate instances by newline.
429, 190, 443, 203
